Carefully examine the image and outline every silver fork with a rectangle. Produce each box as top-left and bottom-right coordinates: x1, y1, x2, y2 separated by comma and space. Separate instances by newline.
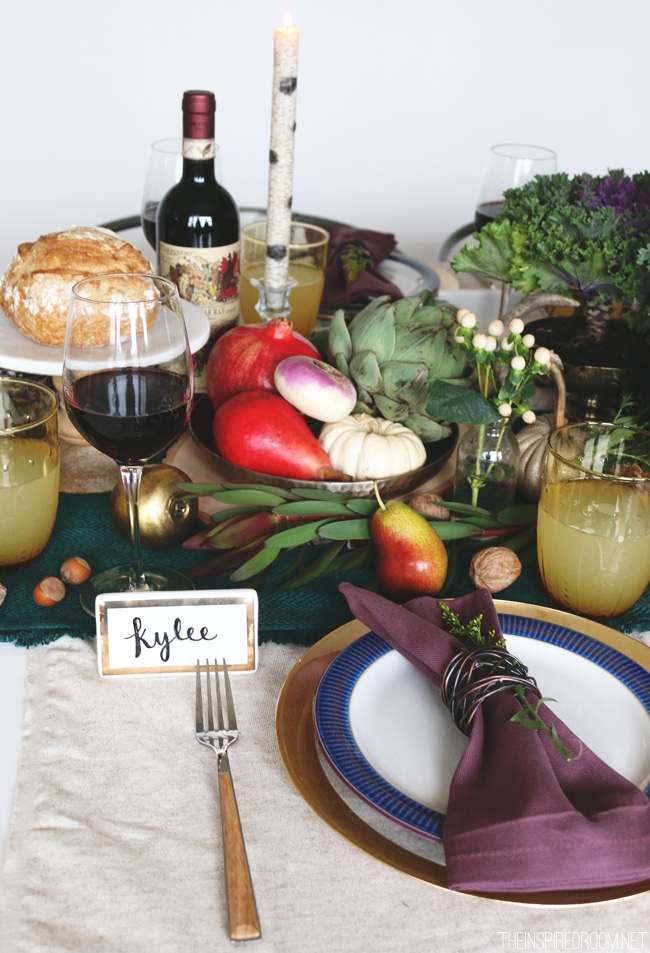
196, 659, 261, 942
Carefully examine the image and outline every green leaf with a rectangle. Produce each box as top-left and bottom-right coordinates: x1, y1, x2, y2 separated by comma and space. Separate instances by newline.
209, 506, 268, 525
392, 295, 421, 324
229, 545, 280, 582
426, 379, 501, 425
175, 482, 218, 495
348, 349, 384, 393
272, 501, 352, 517
451, 217, 521, 284
209, 488, 289, 507
291, 487, 350, 503
328, 307, 352, 364
404, 414, 452, 441
549, 724, 572, 759
509, 712, 542, 730
279, 542, 346, 590
464, 515, 503, 529
318, 519, 372, 541
497, 504, 539, 526
348, 298, 396, 362
509, 530, 538, 567
220, 482, 298, 499
427, 523, 482, 540
326, 543, 374, 573
264, 519, 335, 549
434, 500, 495, 519
537, 695, 557, 709
346, 498, 379, 516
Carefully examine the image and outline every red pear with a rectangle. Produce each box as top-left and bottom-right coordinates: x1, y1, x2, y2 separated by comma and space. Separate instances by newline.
212, 391, 334, 480
371, 483, 448, 600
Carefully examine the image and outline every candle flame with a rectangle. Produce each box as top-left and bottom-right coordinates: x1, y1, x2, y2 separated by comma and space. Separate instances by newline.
283, 11, 293, 30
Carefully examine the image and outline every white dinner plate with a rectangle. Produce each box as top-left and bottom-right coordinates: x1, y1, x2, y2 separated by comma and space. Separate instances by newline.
314, 615, 650, 841
0, 297, 209, 377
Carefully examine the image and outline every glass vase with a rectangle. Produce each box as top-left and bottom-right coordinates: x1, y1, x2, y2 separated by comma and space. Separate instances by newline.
453, 419, 520, 511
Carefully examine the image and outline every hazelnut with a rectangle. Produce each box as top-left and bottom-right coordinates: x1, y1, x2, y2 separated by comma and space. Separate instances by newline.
408, 492, 450, 520
469, 547, 522, 593
33, 576, 66, 607
60, 556, 92, 585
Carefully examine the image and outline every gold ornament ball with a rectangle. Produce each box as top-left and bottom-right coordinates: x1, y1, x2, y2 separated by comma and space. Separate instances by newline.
110, 464, 199, 549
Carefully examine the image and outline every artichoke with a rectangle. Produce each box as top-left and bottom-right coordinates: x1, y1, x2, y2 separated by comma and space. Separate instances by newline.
326, 291, 468, 440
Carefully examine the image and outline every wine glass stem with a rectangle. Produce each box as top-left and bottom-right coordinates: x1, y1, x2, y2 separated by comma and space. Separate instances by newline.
120, 465, 146, 590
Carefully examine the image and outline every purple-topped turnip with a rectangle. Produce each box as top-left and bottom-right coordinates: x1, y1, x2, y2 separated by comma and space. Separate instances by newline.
274, 355, 357, 422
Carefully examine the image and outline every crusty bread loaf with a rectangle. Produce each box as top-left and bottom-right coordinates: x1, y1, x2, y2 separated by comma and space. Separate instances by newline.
0, 226, 154, 346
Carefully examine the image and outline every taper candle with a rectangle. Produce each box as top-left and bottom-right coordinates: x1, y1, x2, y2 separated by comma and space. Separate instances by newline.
265, 13, 299, 295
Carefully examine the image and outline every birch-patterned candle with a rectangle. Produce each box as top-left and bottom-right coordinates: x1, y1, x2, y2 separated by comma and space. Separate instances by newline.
265, 14, 299, 292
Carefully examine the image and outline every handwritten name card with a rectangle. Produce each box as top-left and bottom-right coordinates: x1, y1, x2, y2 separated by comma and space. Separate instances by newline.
96, 589, 258, 677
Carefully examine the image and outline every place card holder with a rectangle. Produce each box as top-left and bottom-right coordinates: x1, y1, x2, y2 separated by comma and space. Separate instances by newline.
96, 589, 258, 677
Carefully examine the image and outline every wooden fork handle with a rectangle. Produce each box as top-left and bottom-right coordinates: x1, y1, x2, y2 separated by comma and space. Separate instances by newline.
218, 760, 262, 942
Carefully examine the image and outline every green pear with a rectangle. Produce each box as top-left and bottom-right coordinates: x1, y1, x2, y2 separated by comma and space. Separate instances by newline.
371, 483, 448, 600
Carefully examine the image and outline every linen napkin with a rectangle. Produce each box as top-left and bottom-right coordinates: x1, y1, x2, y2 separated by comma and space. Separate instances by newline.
339, 582, 650, 894
321, 227, 403, 308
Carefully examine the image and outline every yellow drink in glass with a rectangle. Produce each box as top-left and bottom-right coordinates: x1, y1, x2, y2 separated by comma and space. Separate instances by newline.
537, 479, 650, 618
0, 440, 60, 568
240, 261, 325, 338
240, 220, 329, 338
537, 422, 650, 618
0, 377, 60, 570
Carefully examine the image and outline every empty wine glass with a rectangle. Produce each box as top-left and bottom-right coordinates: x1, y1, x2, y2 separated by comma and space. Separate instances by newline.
62, 274, 194, 614
141, 137, 223, 250
475, 143, 557, 230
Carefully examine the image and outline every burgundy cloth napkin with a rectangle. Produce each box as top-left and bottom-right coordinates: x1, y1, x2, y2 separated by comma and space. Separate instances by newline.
339, 582, 650, 894
321, 227, 403, 308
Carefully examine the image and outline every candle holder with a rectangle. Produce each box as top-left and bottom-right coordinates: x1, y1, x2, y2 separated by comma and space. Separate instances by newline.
241, 220, 329, 335
251, 275, 298, 323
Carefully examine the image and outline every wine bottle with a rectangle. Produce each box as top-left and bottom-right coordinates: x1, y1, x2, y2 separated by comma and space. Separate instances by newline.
157, 90, 240, 392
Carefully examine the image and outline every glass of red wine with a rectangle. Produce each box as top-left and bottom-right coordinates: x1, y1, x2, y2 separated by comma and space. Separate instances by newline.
475, 143, 557, 230
62, 273, 194, 614
141, 139, 184, 250
141, 137, 223, 250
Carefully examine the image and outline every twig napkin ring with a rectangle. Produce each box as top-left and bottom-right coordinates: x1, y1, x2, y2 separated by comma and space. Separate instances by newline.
441, 646, 541, 735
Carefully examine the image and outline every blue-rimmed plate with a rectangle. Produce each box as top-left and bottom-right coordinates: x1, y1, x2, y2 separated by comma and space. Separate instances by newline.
313, 613, 650, 842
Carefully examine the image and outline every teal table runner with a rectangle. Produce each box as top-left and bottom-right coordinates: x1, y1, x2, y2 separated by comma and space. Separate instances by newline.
1, 490, 648, 648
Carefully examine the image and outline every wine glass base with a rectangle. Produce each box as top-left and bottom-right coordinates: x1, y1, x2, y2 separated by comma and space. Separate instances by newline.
79, 565, 195, 616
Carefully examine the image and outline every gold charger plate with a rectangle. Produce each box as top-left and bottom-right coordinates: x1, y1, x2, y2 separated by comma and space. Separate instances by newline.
275, 600, 650, 907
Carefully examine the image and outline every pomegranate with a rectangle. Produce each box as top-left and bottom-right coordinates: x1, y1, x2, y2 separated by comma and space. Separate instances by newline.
212, 391, 334, 480
206, 318, 320, 409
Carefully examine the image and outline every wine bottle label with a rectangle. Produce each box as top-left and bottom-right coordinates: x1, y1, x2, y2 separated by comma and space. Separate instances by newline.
182, 138, 216, 161
159, 239, 240, 392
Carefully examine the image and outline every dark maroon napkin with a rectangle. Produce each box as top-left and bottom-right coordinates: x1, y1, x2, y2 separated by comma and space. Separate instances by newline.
339, 582, 650, 894
321, 227, 403, 308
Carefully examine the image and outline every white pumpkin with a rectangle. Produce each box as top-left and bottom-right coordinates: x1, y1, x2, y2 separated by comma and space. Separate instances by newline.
319, 413, 427, 480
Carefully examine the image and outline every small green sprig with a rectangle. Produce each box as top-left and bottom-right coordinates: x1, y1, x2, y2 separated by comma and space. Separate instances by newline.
438, 602, 581, 761
438, 601, 504, 648
510, 688, 581, 762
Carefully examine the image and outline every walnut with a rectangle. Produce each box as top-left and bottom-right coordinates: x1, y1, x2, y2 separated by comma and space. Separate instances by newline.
469, 547, 522, 593
407, 492, 450, 520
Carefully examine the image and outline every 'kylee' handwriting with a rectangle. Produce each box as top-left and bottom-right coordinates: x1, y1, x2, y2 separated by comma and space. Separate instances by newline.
125, 616, 218, 662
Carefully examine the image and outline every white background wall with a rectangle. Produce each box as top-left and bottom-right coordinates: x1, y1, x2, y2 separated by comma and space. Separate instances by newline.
1, 0, 647, 271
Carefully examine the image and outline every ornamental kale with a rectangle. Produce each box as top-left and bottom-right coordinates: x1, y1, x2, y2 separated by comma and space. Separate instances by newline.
452, 170, 650, 337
